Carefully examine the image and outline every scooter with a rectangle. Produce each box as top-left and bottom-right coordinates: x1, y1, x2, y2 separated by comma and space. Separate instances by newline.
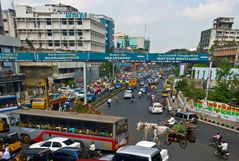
214, 146, 229, 160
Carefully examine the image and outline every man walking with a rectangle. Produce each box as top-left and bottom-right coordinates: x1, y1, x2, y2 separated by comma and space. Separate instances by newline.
172, 95, 176, 103
115, 95, 119, 104
107, 98, 112, 108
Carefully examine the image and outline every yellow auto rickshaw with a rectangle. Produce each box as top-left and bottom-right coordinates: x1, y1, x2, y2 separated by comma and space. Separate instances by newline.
0, 132, 21, 154
162, 90, 169, 97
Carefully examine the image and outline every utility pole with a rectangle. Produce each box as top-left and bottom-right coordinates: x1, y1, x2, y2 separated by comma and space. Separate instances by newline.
83, 62, 87, 105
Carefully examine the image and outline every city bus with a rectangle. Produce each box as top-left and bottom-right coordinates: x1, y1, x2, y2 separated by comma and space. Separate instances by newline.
0, 95, 19, 113
9, 109, 129, 151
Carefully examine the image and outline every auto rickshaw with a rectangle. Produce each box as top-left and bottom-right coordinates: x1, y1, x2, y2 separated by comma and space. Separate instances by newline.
15, 148, 53, 161
162, 90, 169, 97
0, 133, 21, 154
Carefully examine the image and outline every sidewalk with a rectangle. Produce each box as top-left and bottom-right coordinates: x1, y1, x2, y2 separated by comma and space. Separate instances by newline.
167, 96, 239, 133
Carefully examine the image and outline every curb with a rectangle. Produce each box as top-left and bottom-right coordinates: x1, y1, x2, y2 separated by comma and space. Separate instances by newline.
166, 97, 239, 133
92, 86, 126, 109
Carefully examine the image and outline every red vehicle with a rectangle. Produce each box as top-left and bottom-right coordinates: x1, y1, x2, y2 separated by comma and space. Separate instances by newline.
9, 109, 129, 151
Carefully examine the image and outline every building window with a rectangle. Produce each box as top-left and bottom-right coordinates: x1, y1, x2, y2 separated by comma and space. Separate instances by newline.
62, 30, 67, 36
63, 40, 67, 47
78, 41, 83, 46
46, 18, 51, 25
62, 19, 67, 25
77, 20, 82, 25
47, 30, 52, 36
55, 40, 60, 46
68, 19, 74, 25
77, 30, 83, 36
69, 30, 74, 36
48, 40, 53, 46
69, 41, 75, 46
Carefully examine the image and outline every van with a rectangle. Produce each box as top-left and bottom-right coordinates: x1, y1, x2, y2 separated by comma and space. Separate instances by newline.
175, 112, 198, 124
136, 141, 169, 161
112, 145, 162, 161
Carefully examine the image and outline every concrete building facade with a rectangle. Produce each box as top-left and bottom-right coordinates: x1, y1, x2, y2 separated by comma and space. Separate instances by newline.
115, 32, 150, 52
198, 17, 239, 51
12, 4, 107, 91
213, 46, 239, 66
95, 14, 114, 52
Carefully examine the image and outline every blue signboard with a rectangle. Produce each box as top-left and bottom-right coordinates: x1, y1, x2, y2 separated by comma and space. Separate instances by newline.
0, 52, 209, 63
65, 12, 88, 19
0, 52, 35, 61
148, 52, 208, 62
35, 52, 89, 62
88, 53, 146, 62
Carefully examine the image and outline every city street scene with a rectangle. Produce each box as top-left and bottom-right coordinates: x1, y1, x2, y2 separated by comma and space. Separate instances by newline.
0, 0, 239, 161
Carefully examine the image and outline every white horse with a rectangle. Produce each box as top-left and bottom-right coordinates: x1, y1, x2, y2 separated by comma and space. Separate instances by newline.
151, 125, 170, 145
137, 121, 158, 141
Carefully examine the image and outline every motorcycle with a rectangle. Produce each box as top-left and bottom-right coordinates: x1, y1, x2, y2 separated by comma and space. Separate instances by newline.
209, 135, 221, 147
214, 146, 229, 160
130, 98, 135, 104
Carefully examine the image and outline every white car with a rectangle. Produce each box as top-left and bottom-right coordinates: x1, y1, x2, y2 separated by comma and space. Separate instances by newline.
58, 87, 74, 94
73, 90, 85, 98
124, 90, 133, 99
29, 137, 81, 152
149, 102, 163, 113
136, 141, 169, 161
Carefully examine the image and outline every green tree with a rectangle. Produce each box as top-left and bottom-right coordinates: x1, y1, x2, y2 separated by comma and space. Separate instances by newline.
216, 59, 234, 83
25, 38, 33, 49
99, 62, 113, 77
175, 79, 188, 91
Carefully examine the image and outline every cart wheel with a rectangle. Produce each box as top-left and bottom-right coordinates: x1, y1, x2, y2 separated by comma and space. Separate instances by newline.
21, 134, 31, 144
180, 139, 187, 149
166, 139, 172, 145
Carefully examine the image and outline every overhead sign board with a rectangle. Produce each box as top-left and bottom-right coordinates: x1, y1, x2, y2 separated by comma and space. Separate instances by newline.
0, 52, 209, 63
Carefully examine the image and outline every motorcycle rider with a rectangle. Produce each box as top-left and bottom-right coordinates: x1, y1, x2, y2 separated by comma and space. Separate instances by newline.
138, 91, 142, 98
219, 140, 228, 155
213, 132, 223, 143
130, 97, 135, 104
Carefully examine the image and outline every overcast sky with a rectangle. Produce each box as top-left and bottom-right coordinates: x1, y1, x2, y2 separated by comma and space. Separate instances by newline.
2, 0, 239, 52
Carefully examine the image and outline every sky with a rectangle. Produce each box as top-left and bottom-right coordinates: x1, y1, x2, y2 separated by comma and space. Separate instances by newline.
1, 0, 239, 52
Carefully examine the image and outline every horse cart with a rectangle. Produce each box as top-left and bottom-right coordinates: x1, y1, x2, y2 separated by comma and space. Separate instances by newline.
167, 122, 197, 149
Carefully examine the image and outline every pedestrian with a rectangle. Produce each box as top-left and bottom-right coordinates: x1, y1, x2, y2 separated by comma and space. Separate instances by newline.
168, 106, 173, 116
172, 95, 176, 103
107, 98, 112, 108
115, 95, 119, 104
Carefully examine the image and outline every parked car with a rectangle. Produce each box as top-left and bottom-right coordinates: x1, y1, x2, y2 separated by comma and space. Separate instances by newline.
136, 141, 169, 161
112, 145, 162, 161
124, 90, 134, 99
29, 137, 81, 152
149, 102, 163, 113
175, 112, 198, 124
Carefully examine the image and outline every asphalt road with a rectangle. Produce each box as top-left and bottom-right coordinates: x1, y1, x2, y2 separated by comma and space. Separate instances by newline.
98, 79, 239, 161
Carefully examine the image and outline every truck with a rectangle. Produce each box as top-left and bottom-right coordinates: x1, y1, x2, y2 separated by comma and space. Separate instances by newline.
128, 78, 137, 88
32, 96, 67, 109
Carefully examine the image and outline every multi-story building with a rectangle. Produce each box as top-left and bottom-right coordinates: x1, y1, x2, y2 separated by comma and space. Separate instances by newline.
12, 4, 106, 92
198, 17, 239, 51
2, 9, 16, 37
115, 32, 150, 52
213, 46, 239, 66
0, 1, 25, 99
94, 14, 114, 52
15, 4, 105, 52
